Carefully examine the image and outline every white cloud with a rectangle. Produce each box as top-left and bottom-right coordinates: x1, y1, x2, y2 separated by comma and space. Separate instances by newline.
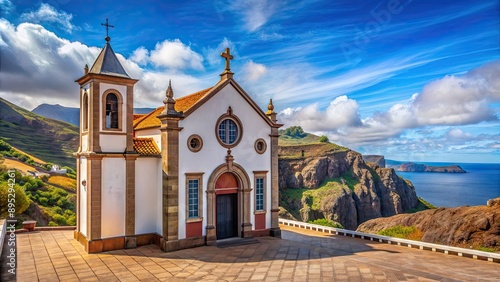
0, 20, 207, 109
242, 60, 266, 81
20, 3, 76, 33
278, 60, 500, 148
217, 0, 281, 32
149, 39, 204, 70
130, 46, 149, 65
446, 128, 473, 140
279, 95, 362, 131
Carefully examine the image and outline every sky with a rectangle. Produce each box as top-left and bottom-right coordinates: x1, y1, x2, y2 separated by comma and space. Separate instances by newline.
1, 0, 499, 163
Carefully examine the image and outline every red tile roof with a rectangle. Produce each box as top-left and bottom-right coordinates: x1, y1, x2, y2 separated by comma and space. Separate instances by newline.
133, 138, 161, 156
133, 87, 213, 131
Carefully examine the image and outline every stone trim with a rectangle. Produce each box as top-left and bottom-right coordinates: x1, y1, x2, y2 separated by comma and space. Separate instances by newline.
215, 107, 243, 149
253, 171, 268, 213
125, 156, 136, 238
254, 138, 267, 154
187, 134, 203, 153
88, 157, 102, 240
206, 163, 252, 245
185, 172, 204, 222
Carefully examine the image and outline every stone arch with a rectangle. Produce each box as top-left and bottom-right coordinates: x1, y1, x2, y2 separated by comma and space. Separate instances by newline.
206, 163, 253, 244
101, 89, 124, 130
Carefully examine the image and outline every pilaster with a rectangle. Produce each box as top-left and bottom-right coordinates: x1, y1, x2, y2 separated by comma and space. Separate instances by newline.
157, 84, 183, 251
266, 99, 282, 238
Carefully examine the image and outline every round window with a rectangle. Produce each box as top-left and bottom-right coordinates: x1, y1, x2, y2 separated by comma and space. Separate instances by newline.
218, 119, 238, 145
187, 134, 203, 152
255, 139, 267, 154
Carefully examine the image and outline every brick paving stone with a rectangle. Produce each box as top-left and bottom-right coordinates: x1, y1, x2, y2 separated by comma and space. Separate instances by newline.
5, 226, 500, 281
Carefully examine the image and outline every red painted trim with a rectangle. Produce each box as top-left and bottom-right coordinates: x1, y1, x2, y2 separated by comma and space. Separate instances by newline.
186, 221, 202, 238
216, 188, 238, 195
255, 213, 266, 230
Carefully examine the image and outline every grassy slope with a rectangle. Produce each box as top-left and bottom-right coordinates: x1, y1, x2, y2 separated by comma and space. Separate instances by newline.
0, 98, 79, 168
278, 133, 349, 158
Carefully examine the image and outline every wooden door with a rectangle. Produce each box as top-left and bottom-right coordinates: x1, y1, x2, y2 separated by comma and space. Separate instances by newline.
216, 193, 238, 239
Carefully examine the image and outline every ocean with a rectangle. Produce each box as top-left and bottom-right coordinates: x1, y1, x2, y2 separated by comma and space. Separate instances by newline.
393, 162, 500, 208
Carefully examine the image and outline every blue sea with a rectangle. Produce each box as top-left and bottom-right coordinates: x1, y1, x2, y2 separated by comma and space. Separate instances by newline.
393, 162, 500, 208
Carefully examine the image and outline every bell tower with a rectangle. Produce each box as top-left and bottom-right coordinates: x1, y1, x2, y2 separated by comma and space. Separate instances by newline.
74, 23, 139, 252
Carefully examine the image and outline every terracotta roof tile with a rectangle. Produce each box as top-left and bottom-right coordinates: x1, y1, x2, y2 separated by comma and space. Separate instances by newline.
133, 138, 161, 156
133, 87, 213, 131
133, 114, 145, 120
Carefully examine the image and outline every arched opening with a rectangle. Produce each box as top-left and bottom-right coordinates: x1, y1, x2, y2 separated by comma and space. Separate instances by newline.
215, 172, 239, 239
105, 93, 119, 129
82, 92, 89, 131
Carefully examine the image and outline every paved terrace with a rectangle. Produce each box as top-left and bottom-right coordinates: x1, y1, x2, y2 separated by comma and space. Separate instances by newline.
2, 225, 499, 282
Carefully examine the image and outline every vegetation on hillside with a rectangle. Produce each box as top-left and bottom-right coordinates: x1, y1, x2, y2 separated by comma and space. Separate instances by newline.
0, 98, 79, 168
0, 139, 76, 179
309, 218, 343, 229
377, 225, 423, 241
0, 159, 76, 227
280, 174, 356, 224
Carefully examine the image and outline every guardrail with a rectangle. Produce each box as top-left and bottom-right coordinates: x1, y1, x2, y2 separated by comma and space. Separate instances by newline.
279, 218, 500, 263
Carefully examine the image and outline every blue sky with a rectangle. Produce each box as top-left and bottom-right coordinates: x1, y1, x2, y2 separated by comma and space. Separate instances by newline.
1, 0, 499, 163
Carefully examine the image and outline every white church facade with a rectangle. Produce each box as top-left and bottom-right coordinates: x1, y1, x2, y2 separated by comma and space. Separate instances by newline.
74, 35, 282, 253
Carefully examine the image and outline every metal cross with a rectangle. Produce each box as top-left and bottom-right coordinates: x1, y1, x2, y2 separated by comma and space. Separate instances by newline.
220, 47, 233, 71
101, 18, 114, 37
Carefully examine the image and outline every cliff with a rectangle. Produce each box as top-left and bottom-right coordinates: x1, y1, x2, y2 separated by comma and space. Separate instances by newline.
396, 162, 466, 173
362, 155, 386, 168
357, 198, 500, 251
279, 144, 419, 230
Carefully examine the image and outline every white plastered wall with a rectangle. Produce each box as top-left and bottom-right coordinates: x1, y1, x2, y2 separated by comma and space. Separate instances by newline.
177, 83, 272, 239
135, 128, 161, 148
135, 157, 162, 235
101, 158, 126, 238
100, 135, 126, 152
79, 157, 87, 237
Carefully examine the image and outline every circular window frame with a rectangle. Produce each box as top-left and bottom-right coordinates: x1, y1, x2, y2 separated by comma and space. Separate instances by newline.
187, 134, 203, 153
254, 139, 267, 154
215, 110, 243, 148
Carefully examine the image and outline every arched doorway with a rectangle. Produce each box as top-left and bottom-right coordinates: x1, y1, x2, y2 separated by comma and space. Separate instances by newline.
206, 163, 252, 245
215, 172, 239, 239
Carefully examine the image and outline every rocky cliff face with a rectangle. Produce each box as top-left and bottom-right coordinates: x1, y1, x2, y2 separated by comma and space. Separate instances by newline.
279, 145, 419, 230
357, 198, 500, 251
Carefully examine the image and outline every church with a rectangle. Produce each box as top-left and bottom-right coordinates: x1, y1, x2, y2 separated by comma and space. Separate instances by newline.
73, 34, 282, 253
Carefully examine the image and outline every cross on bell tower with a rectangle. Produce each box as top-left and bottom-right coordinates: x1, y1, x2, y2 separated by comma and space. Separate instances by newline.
101, 18, 114, 41
219, 47, 234, 81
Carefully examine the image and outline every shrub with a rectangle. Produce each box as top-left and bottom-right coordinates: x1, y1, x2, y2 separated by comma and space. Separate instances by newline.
0, 182, 31, 217
38, 197, 49, 206
281, 126, 307, 138
52, 214, 67, 225
319, 135, 329, 143
48, 221, 58, 226
309, 218, 343, 229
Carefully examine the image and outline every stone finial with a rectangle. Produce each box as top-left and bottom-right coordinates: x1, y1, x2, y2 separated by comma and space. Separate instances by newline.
160, 79, 182, 117
84, 64, 89, 74
266, 99, 277, 123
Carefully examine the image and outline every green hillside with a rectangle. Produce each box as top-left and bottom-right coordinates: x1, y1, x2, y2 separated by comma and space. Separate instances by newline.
0, 98, 79, 168
278, 126, 349, 158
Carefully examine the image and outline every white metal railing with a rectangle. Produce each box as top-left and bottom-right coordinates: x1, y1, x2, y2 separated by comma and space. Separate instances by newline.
279, 218, 500, 263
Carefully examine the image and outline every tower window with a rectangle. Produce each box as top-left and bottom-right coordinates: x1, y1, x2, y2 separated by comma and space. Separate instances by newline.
105, 93, 119, 129
83, 91, 88, 131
